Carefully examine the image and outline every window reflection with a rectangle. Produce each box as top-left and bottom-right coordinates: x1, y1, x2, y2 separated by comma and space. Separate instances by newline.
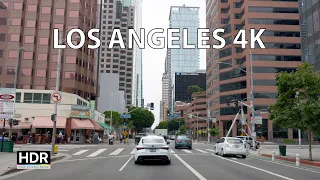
51, 55, 58, 62
35, 86, 45, 90
64, 72, 75, 79
54, 24, 63, 30
25, 36, 35, 43
69, 11, 79, 18
51, 71, 60, 78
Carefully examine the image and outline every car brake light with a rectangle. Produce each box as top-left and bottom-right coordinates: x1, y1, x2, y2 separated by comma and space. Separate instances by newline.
136, 147, 144, 150
176, 140, 180, 143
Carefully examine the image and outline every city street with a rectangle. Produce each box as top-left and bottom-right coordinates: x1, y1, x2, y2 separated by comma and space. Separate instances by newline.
1, 142, 320, 180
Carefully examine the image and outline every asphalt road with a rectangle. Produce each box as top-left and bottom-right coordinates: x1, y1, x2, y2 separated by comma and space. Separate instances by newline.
2, 143, 320, 180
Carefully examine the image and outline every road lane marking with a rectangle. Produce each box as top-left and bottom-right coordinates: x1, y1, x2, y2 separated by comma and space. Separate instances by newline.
170, 149, 175, 153
109, 148, 125, 156
212, 154, 295, 180
205, 149, 215, 152
86, 149, 107, 157
195, 149, 208, 153
130, 148, 136, 154
174, 154, 207, 180
72, 149, 89, 155
182, 149, 193, 153
119, 156, 133, 171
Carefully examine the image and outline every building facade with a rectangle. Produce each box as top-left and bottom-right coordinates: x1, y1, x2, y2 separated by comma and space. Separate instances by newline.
299, 0, 320, 71
167, 5, 200, 112
99, 0, 135, 108
0, 0, 98, 100
206, 0, 301, 139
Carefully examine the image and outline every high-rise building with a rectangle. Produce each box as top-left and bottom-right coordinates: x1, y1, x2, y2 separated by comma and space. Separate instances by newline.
161, 73, 169, 106
206, 0, 301, 139
99, 0, 135, 108
299, 0, 320, 71
167, 5, 200, 112
0, 0, 98, 100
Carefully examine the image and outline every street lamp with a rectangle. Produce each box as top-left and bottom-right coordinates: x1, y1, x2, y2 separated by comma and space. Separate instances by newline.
218, 56, 257, 150
51, 34, 80, 156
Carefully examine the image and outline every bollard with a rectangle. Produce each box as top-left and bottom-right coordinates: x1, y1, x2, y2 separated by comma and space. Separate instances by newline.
258, 149, 261, 159
296, 154, 300, 167
272, 150, 275, 161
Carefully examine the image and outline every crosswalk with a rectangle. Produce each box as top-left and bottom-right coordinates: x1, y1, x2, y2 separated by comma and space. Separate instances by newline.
68, 147, 217, 158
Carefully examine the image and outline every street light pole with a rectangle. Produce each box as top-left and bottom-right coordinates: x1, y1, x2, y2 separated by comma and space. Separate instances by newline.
51, 34, 62, 156
207, 103, 211, 143
249, 48, 257, 151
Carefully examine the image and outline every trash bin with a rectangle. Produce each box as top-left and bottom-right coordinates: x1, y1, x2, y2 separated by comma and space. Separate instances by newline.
279, 145, 286, 156
0, 140, 14, 152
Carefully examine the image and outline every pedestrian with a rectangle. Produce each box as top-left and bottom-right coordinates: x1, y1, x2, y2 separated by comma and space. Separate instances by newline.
59, 131, 63, 144
45, 131, 50, 144
94, 132, 99, 144
38, 131, 43, 144
120, 134, 123, 144
17, 132, 22, 144
27, 131, 31, 144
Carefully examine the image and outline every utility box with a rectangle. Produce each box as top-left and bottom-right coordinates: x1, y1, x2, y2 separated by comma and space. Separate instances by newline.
0, 140, 14, 152
279, 145, 286, 156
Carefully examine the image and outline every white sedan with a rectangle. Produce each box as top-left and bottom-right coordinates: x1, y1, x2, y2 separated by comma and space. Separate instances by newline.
134, 135, 171, 165
214, 137, 247, 158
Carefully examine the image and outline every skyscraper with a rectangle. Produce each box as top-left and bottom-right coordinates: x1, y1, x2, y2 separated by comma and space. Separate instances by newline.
206, 0, 301, 139
167, 5, 200, 112
299, 0, 320, 71
0, 0, 98, 100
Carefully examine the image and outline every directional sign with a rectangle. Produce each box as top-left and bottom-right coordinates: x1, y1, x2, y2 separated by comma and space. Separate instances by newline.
120, 114, 131, 119
51, 92, 62, 103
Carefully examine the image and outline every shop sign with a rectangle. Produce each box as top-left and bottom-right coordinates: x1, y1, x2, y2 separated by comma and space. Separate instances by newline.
89, 101, 95, 120
71, 105, 89, 111
70, 111, 90, 118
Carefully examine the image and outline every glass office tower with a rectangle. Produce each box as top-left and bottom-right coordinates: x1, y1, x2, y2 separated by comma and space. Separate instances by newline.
167, 5, 200, 112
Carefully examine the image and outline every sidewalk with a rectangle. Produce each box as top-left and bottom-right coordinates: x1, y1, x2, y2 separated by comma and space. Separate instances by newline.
0, 152, 67, 176
249, 147, 320, 167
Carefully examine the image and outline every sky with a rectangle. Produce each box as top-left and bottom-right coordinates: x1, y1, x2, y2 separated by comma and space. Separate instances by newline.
141, 0, 206, 129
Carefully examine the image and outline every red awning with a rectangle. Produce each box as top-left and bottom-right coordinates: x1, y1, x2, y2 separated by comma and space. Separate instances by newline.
90, 120, 104, 131
71, 119, 94, 130
3, 122, 31, 130
31, 116, 67, 129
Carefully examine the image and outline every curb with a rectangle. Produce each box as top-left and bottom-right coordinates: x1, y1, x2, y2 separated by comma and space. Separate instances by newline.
0, 154, 68, 177
261, 154, 320, 167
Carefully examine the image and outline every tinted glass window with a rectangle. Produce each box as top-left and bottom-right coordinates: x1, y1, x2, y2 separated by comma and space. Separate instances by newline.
254, 93, 278, 99
220, 93, 247, 104
227, 139, 243, 144
142, 139, 164, 144
253, 67, 296, 73
256, 43, 300, 49
252, 55, 301, 61
220, 106, 247, 115
253, 80, 278, 86
219, 68, 246, 81
219, 48, 232, 58
248, 19, 299, 25
220, 81, 246, 92
262, 30, 300, 37
248, 7, 298, 14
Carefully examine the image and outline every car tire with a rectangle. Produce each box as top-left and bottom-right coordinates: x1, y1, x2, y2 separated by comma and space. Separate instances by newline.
188, 147, 192, 150
166, 160, 171, 165
221, 148, 226, 157
241, 155, 246, 159
214, 147, 218, 155
135, 160, 139, 164
175, 146, 178, 149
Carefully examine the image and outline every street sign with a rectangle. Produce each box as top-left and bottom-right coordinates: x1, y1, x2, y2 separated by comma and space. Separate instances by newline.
51, 92, 61, 103
124, 109, 128, 113
0, 88, 16, 119
169, 115, 179, 119
255, 116, 262, 124
120, 114, 131, 119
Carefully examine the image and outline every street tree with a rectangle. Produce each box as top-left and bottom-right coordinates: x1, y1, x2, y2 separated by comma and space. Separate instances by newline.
210, 128, 219, 137
155, 121, 168, 129
178, 125, 186, 135
127, 120, 135, 132
168, 118, 185, 132
129, 106, 155, 132
186, 85, 203, 95
269, 63, 320, 161
104, 111, 122, 130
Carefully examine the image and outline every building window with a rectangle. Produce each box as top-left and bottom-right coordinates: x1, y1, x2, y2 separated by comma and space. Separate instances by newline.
13, 3, 23, 10
10, 34, 20, 42
27, 5, 37, 12
11, 18, 21, 26
65, 72, 75, 79
15, 93, 21, 103
50, 71, 57, 78
40, 22, 50, 29
24, 93, 51, 104
36, 70, 47, 77
24, 36, 34, 43
69, 11, 79, 17
70, 0, 80, 3
8, 51, 17, 58
39, 37, 49, 45
26, 20, 36, 28
66, 56, 76, 63
54, 24, 63, 30
41, 7, 51, 14
6, 67, 15, 75
37, 54, 47, 61
23, 52, 33, 59
55, 9, 65, 16
21, 68, 32, 76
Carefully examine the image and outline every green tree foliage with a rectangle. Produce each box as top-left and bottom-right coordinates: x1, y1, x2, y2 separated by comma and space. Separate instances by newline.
186, 85, 203, 95
128, 106, 155, 132
210, 128, 219, 137
269, 63, 320, 161
104, 111, 122, 129
155, 121, 168, 129
168, 118, 185, 132
178, 125, 186, 135
127, 120, 135, 131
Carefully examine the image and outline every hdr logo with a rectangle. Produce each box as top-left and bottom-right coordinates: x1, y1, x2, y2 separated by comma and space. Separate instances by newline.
17, 151, 51, 169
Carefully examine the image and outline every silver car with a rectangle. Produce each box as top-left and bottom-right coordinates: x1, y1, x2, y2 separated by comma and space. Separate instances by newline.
214, 137, 247, 158
236, 136, 260, 149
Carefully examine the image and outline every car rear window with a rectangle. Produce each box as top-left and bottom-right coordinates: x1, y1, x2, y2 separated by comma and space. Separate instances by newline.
227, 139, 242, 144
142, 139, 164, 144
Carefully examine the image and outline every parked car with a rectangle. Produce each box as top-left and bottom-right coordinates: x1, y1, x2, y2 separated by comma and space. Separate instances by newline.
175, 135, 192, 149
134, 135, 171, 165
214, 137, 247, 158
236, 136, 260, 149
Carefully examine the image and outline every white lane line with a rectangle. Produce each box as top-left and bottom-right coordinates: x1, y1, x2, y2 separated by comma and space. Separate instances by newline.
170, 149, 175, 154
130, 148, 136, 154
205, 149, 215, 152
174, 154, 207, 180
231, 158, 237, 160
119, 156, 133, 171
109, 148, 125, 156
86, 149, 107, 157
195, 149, 208, 153
212, 155, 295, 180
182, 149, 193, 154
72, 149, 89, 155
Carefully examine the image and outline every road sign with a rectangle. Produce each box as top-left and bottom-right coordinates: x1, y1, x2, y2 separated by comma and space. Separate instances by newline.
120, 114, 131, 119
124, 109, 128, 113
169, 115, 179, 119
255, 116, 262, 124
0, 88, 16, 119
51, 92, 61, 103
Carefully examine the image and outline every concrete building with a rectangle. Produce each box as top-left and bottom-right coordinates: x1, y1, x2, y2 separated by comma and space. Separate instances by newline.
167, 5, 200, 112
97, 73, 125, 113
299, 0, 320, 71
206, 0, 301, 139
99, 0, 137, 108
0, 0, 98, 100
174, 101, 189, 118
162, 73, 169, 106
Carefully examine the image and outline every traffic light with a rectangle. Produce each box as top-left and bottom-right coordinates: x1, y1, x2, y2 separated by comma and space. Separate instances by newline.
123, 119, 126, 125
13, 119, 19, 126
150, 103, 154, 110
51, 113, 56, 121
226, 98, 230, 106
167, 110, 170, 116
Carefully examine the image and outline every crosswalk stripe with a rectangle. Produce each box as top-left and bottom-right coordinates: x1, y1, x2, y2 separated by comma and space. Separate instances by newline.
195, 149, 208, 153
130, 148, 136, 154
86, 149, 107, 157
205, 149, 215, 152
109, 148, 124, 156
170, 149, 175, 154
72, 149, 89, 155
182, 149, 193, 154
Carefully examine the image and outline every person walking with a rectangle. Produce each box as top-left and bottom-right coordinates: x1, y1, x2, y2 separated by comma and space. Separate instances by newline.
94, 132, 99, 144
